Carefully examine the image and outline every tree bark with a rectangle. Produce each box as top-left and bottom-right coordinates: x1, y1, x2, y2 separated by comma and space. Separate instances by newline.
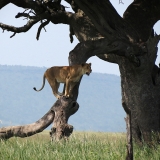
50, 97, 79, 141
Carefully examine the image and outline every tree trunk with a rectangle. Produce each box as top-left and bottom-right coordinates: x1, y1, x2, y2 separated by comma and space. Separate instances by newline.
119, 37, 160, 143
50, 97, 79, 141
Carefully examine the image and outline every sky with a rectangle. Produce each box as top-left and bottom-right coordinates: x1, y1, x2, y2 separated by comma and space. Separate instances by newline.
0, 0, 160, 76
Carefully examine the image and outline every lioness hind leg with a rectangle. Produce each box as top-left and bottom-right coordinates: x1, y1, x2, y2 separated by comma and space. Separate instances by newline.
48, 80, 61, 99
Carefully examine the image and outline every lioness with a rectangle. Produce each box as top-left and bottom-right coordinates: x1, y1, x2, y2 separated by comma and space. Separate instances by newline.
33, 63, 92, 99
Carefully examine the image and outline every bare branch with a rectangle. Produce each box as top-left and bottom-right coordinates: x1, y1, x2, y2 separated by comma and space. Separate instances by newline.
0, 19, 39, 34
10, 32, 16, 38
0, 108, 55, 139
15, 12, 34, 19
36, 19, 50, 40
0, 97, 79, 140
0, 9, 72, 38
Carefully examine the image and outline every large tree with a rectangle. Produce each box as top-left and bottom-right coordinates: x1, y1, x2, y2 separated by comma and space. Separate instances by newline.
0, 0, 160, 144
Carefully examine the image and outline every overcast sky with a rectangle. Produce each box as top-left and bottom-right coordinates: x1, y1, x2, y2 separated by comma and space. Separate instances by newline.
0, 0, 160, 76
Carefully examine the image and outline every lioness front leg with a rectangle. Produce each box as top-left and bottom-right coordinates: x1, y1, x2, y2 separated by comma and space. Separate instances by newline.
64, 79, 70, 97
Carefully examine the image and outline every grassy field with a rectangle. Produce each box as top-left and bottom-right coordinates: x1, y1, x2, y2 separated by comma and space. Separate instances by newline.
0, 131, 160, 160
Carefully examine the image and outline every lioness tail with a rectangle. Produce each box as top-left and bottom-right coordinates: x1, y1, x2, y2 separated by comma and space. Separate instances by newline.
33, 74, 46, 92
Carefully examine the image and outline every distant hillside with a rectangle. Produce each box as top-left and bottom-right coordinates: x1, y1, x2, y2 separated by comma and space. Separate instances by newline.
0, 65, 125, 132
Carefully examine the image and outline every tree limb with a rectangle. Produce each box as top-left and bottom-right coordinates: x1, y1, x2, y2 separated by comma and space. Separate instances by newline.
74, 0, 140, 42
0, 19, 39, 34
0, 10, 72, 38
36, 19, 50, 40
69, 37, 144, 67
0, 108, 55, 139
0, 97, 79, 140
123, 0, 160, 41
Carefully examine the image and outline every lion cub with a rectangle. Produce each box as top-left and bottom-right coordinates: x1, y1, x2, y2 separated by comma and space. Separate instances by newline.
33, 63, 92, 99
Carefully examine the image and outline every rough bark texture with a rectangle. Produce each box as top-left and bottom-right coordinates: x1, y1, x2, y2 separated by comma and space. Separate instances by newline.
50, 97, 79, 141
0, 0, 160, 145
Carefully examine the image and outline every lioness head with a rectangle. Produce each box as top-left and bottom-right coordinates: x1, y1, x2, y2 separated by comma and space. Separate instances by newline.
82, 63, 92, 75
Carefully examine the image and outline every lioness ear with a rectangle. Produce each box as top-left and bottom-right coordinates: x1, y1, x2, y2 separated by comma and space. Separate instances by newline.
81, 63, 85, 67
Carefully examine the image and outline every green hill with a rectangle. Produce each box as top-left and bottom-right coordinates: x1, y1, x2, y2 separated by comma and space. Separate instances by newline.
0, 65, 125, 132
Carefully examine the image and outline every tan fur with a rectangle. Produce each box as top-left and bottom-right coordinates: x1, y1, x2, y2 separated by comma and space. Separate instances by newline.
33, 63, 92, 99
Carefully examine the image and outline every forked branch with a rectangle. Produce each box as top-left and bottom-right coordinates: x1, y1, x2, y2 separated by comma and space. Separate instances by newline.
0, 19, 39, 35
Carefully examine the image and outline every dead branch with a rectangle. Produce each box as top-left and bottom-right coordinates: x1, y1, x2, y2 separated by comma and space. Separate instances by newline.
0, 0, 72, 38
0, 97, 79, 140
15, 12, 33, 19
0, 9, 71, 38
10, 32, 16, 38
36, 19, 50, 40
0, 19, 39, 34
0, 108, 54, 139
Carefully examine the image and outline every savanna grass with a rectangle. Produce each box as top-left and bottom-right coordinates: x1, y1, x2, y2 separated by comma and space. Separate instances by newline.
0, 131, 160, 160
